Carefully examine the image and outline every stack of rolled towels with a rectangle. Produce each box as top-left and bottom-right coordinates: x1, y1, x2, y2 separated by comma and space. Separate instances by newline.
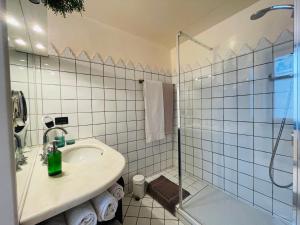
41, 183, 124, 225
65, 202, 97, 225
108, 183, 125, 201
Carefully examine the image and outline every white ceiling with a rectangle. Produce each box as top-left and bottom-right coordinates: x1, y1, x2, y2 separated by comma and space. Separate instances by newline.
82, 0, 259, 48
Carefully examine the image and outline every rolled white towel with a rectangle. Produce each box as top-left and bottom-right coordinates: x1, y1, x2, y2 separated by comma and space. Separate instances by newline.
91, 191, 118, 222
41, 214, 66, 225
108, 183, 124, 201
65, 202, 97, 225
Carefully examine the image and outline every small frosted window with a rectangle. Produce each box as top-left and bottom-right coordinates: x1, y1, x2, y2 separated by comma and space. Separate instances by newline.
274, 54, 293, 77
273, 53, 294, 121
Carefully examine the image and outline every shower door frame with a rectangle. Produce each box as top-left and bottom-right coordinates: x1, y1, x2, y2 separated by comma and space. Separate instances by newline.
177, 1, 300, 224
176, 31, 213, 210
176, 31, 213, 218
294, 0, 300, 224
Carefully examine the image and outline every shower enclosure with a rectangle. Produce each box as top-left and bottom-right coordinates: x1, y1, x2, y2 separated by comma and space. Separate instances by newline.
176, 3, 299, 225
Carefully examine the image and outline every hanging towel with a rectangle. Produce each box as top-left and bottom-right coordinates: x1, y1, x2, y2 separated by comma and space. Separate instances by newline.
41, 214, 66, 225
19, 91, 27, 123
12, 91, 21, 126
11, 90, 27, 127
91, 191, 118, 222
108, 183, 124, 201
163, 83, 174, 135
14, 119, 29, 148
65, 202, 97, 225
144, 80, 165, 143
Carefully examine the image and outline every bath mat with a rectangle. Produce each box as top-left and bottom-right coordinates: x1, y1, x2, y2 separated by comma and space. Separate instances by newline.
147, 175, 190, 214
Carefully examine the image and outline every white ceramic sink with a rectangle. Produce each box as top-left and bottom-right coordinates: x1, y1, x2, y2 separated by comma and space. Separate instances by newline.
21, 139, 126, 225
62, 146, 104, 164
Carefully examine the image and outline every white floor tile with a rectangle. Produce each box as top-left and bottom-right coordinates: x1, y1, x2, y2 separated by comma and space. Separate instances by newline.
130, 198, 142, 206
123, 216, 137, 225
138, 207, 152, 218
141, 198, 153, 207
126, 206, 140, 217
165, 220, 179, 225
137, 217, 151, 225
152, 207, 165, 219
151, 218, 165, 225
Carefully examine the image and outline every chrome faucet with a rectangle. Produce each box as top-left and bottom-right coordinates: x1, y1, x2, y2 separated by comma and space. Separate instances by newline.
14, 134, 26, 170
41, 127, 68, 164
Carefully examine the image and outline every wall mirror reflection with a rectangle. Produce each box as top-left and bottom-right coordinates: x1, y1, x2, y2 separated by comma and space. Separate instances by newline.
6, 0, 47, 219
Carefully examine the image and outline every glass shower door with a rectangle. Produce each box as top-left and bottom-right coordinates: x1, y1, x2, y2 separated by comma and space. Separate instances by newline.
177, 33, 295, 225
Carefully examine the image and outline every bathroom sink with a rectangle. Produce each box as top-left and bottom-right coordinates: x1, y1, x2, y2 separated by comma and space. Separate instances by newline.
21, 139, 125, 225
62, 146, 104, 164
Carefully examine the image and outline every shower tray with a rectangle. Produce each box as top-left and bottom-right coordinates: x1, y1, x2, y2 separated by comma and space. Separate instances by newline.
179, 185, 290, 225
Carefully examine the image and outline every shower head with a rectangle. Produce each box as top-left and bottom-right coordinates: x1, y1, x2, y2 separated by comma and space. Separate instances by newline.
250, 4, 294, 20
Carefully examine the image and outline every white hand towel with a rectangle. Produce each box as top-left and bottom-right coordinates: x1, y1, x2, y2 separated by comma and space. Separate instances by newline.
91, 191, 118, 222
41, 214, 66, 225
144, 80, 166, 143
108, 183, 124, 201
65, 202, 97, 225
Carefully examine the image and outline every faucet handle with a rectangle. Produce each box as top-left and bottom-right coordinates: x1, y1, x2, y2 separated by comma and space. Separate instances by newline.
48, 140, 58, 152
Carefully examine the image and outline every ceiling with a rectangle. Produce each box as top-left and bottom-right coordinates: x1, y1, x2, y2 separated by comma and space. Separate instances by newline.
82, 0, 259, 48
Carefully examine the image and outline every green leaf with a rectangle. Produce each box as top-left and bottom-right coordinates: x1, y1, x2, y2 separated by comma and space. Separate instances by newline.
44, 0, 85, 17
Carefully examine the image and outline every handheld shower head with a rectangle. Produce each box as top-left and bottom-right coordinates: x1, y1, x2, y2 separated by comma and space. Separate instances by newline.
250, 4, 294, 20
250, 7, 272, 20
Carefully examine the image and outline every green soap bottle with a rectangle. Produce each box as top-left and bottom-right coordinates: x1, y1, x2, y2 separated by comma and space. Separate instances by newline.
48, 141, 62, 176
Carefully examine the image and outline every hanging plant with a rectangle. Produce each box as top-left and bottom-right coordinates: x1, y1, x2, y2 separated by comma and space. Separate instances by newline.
43, 0, 86, 17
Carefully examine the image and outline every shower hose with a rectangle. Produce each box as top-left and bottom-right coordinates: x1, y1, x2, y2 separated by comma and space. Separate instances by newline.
269, 81, 293, 188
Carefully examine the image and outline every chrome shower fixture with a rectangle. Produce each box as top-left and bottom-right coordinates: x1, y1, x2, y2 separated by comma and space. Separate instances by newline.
28, 0, 46, 4
250, 4, 294, 20
29, 0, 40, 3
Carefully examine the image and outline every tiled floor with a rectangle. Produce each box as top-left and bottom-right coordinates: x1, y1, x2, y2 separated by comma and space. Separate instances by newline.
122, 167, 207, 225
122, 193, 183, 225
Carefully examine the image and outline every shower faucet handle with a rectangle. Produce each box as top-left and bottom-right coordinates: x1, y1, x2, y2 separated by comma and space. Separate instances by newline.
291, 132, 296, 138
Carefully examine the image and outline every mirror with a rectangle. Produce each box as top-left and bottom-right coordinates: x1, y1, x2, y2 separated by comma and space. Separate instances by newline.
6, 0, 47, 218
7, 0, 48, 55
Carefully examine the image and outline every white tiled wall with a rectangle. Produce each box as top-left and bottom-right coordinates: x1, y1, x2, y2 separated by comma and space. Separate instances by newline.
9, 49, 173, 192
172, 34, 294, 222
